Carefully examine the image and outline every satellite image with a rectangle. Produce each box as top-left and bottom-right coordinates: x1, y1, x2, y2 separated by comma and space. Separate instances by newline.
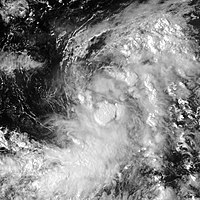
0, 0, 200, 199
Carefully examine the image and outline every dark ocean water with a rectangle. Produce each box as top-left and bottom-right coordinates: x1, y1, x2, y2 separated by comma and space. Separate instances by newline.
0, 0, 200, 199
